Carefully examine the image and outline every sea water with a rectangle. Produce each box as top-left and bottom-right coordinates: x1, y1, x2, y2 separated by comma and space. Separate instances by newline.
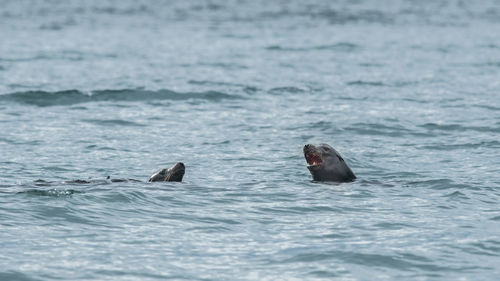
1, 1, 499, 280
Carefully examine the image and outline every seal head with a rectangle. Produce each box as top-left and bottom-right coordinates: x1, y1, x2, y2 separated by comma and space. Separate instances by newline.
303, 144, 355, 182
148, 162, 185, 182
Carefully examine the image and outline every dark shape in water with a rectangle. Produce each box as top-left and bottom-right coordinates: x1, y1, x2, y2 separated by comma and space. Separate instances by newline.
148, 162, 185, 182
303, 144, 356, 182
32, 163, 186, 185
20, 189, 81, 197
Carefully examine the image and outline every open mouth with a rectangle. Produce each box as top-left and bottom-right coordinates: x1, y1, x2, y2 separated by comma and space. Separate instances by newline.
305, 152, 323, 166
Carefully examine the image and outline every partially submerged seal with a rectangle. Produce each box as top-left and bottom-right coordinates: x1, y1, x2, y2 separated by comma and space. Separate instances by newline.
148, 162, 185, 182
303, 144, 355, 182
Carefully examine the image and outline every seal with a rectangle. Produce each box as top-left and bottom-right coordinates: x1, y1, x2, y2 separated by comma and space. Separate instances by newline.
303, 144, 356, 182
148, 162, 185, 182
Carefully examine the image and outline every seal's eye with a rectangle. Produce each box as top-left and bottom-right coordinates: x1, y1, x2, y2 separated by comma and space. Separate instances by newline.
321, 147, 332, 155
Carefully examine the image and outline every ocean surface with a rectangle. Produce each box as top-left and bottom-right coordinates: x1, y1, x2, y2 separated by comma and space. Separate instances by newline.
1, 0, 500, 280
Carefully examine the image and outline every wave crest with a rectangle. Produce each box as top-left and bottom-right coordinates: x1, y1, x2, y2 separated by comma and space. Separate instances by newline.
0, 88, 241, 107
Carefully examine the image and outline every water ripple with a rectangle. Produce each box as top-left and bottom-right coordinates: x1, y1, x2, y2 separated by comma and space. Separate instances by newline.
0, 88, 242, 106
81, 119, 144, 127
266, 42, 359, 52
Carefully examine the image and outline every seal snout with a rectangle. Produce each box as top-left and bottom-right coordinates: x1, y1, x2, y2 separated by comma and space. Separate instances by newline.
149, 162, 186, 182
166, 162, 185, 182
303, 144, 315, 154
174, 162, 185, 170
170, 162, 185, 174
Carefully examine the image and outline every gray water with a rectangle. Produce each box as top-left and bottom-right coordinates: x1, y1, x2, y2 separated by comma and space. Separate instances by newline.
1, 1, 500, 280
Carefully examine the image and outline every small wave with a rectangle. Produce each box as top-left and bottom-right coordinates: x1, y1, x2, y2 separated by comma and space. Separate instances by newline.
482, 44, 500, 49
82, 119, 144, 127
188, 80, 259, 94
473, 104, 500, 111
185, 225, 232, 233
274, 249, 457, 272
0, 50, 117, 63
257, 8, 392, 25
419, 123, 500, 133
0, 271, 40, 281
358, 62, 385, 67
199, 62, 248, 69
285, 121, 338, 132
18, 189, 82, 197
407, 179, 476, 190
256, 205, 343, 215
450, 240, 500, 257
266, 42, 359, 52
0, 137, 43, 146
0, 88, 241, 107
92, 5, 151, 16
268, 86, 306, 94
347, 80, 385, 87
443, 191, 470, 200
188, 80, 247, 87
422, 141, 500, 150
345, 123, 412, 137
317, 9, 393, 25
372, 222, 415, 230
419, 123, 464, 131
39, 17, 76, 30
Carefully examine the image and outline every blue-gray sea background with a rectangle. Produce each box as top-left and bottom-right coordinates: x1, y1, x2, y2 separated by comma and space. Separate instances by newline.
1, 1, 499, 280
